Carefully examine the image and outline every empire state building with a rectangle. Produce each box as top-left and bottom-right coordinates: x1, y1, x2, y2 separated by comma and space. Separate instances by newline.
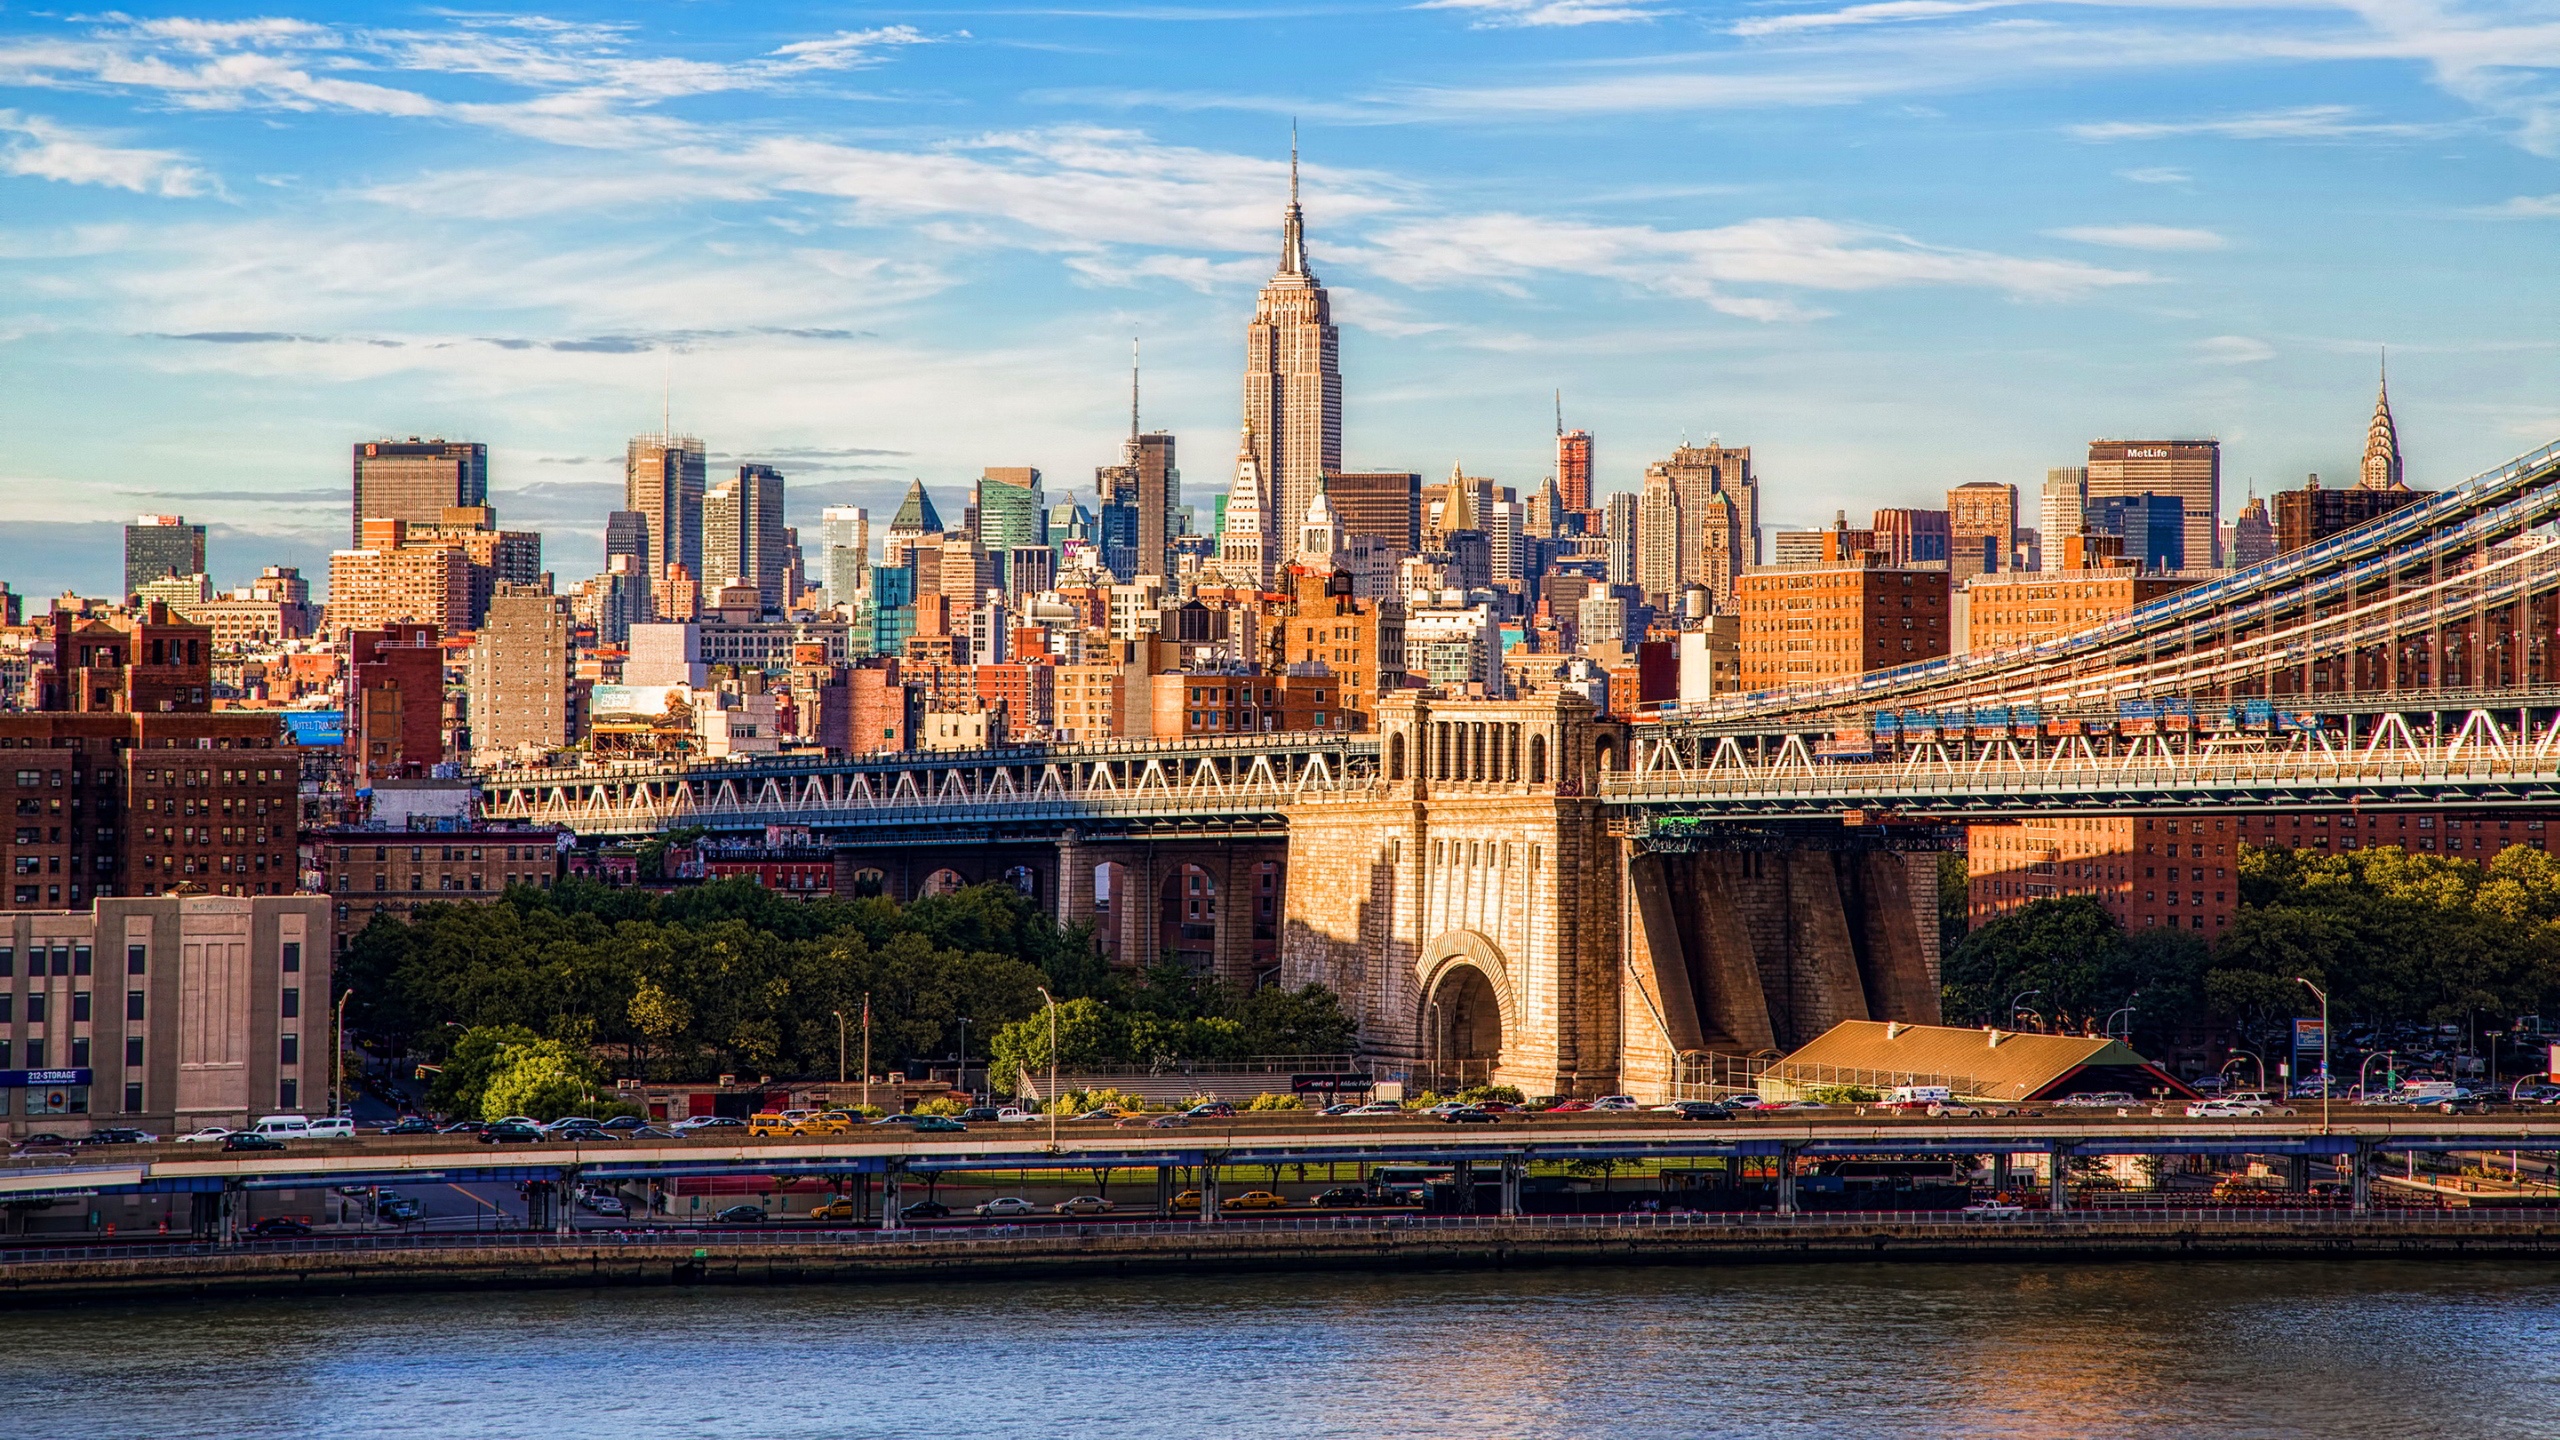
1242, 145, 1343, 549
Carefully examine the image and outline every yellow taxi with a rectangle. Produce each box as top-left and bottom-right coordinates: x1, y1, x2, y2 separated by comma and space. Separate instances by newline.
746, 1111, 798, 1137
1225, 1190, 1290, 1210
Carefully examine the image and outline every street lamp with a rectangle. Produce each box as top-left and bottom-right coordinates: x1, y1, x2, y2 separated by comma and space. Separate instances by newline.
1037, 986, 1061, 1152
956, 1016, 972, 1099
2360, 1050, 2397, 1102
832, 1010, 847, 1086
2008, 989, 2042, 1032
2295, 977, 2331, 1135
861, 993, 872, 1112
2221, 1052, 2267, 1095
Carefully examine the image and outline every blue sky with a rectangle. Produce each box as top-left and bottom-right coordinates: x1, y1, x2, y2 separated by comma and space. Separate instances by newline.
1, 0, 2557, 596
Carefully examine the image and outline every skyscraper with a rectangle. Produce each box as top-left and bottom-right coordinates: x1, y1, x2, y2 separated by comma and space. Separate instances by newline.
1241, 139, 1342, 555
704, 463, 788, 611
1218, 424, 1272, 587
2038, 468, 2088, 573
352, 439, 486, 547
123, 514, 206, 600
1556, 402, 1594, 512
885, 480, 945, 570
2231, 487, 2276, 567
2088, 439, 2220, 570
1947, 481, 2018, 580
820, 505, 869, 608
626, 433, 706, 585
1640, 442, 1755, 609
604, 509, 652, 617
1605, 492, 1639, 586
2362, 361, 2405, 491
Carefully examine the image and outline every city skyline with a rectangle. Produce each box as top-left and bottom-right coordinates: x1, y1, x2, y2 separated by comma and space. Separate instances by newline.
3, 2, 2558, 598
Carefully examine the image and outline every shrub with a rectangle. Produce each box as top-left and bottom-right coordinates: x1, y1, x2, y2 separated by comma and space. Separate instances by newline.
1246, 1093, 1302, 1111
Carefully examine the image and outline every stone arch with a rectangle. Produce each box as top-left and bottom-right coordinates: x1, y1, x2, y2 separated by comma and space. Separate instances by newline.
1419, 929, 1518, 1090
1528, 733, 1548, 785
848, 867, 887, 899
1389, 731, 1407, 781
1001, 864, 1038, 897
1593, 733, 1621, 773
920, 868, 967, 897
1093, 860, 1135, 964
1159, 862, 1220, 972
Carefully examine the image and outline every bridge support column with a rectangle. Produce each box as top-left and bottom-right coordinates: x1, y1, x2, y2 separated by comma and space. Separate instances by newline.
1499, 1155, 1523, 1218
1777, 1143, 1801, 1215
2352, 1142, 2375, 1214
880, 1169, 903, 1231
218, 1182, 246, 1246
1990, 1152, 2012, 1196
1201, 1165, 1221, 1224
2048, 1143, 2074, 1213
1454, 1159, 1477, 1215
1157, 1164, 1175, 1217
2285, 1154, 2312, 1193
557, 1167, 580, 1235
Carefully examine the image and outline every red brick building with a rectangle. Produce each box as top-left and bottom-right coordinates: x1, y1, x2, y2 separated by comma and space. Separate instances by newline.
1737, 558, 1949, 689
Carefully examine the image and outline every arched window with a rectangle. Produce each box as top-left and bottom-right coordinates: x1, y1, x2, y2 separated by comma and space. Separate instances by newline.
1529, 734, 1548, 784
1389, 731, 1408, 780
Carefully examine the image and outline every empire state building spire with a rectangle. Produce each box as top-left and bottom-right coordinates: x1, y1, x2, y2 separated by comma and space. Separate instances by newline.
2361, 352, 2405, 491
1242, 127, 1343, 556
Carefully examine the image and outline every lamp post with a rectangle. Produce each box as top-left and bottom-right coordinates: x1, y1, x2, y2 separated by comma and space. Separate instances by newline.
860, 993, 872, 1111
2295, 977, 2331, 1135
956, 1016, 971, 1099
1037, 986, 1060, 1152
2008, 989, 2042, 1032
2220, 1052, 2267, 1095
832, 1010, 847, 1086
2360, 1050, 2396, 1102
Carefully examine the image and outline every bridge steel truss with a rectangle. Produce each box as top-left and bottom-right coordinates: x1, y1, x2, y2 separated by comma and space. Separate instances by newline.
480, 732, 1379, 842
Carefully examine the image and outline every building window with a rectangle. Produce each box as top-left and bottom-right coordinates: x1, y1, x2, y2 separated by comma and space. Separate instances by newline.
279, 1078, 298, 1110
281, 986, 300, 1019
71, 944, 90, 976
281, 941, 301, 974
279, 1033, 298, 1066
124, 1081, 144, 1113
22, 1039, 40, 1068
70, 991, 91, 1023
69, 1037, 89, 1068
126, 989, 145, 1021
126, 944, 146, 975
125, 1034, 143, 1067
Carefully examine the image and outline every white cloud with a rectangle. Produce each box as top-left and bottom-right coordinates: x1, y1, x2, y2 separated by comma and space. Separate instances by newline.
2046, 223, 2228, 250
2117, 166, 2192, 184
1417, 0, 1669, 25
1732, 1, 2017, 39
1354, 213, 2148, 320
2484, 192, 2560, 216
2070, 105, 2448, 141
0, 110, 212, 196
770, 27, 936, 71
2197, 334, 2275, 364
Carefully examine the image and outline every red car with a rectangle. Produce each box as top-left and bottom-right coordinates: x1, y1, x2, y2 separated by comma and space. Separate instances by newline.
1543, 1099, 1593, 1113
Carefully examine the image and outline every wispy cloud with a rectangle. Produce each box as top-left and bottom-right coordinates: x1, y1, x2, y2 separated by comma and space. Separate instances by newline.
2117, 165, 2191, 184
2197, 334, 2275, 364
0, 109, 213, 196
2483, 193, 2560, 217
1731, 0, 2016, 39
1353, 213, 2148, 320
2045, 223, 2227, 250
1417, 0, 1670, 25
2070, 105, 2452, 142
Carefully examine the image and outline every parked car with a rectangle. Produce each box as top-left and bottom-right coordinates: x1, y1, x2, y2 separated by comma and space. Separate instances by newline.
1317, 1103, 1359, 1117
1591, 1095, 1641, 1112
806, 1195, 859, 1221
1054, 1195, 1116, 1215
1224, 1190, 1290, 1210
993, 1107, 1039, 1124
899, 1200, 952, 1221
601, 1114, 647, 1131
1542, 1099, 1594, 1113
909, 1116, 968, 1134
245, 1217, 313, 1238
1186, 1102, 1238, 1118
1148, 1114, 1192, 1129
13, 1133, 74, 1155
78, 1127, 157, 1145
479, 1122, 548, 1145
1309, 1187, 1375, 1208
1440, 1107, 1499, 1124
578, 1191, 629, 1218
438, 1120, 488, 1135
1346, 1102, 1405, 1116
378, 1118, 438, 1136
1654, 1101, 1734, 1122
249, 1114, 312, 1140
303, 1117, 357, 1141
1961, 1201, 2025, 1219
714, 1204, 767, 1224
548, 1124, 617, 1144
222, 1132, 287, 1153
629, 1125, 677, 1139
975, 1196, 1040, 1218
957, 1107, 1003, 1124
674, 1116, 746, 1133
2186, 1099, 2294, 1118
176, 1126, 235, 1144
2053, 1092, 2140, 1110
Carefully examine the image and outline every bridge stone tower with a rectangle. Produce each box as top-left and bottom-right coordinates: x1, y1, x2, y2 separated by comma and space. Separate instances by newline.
1280, 692, 1626, 1097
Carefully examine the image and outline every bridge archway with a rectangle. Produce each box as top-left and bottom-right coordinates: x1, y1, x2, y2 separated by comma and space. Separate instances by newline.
1160, 864, 1219, 973
1419, 930, 1517, 1092
848, 867, 886, 899
1002, 865, 1038, 898
1093, 861, 1134, 964
920, 868, 967, 898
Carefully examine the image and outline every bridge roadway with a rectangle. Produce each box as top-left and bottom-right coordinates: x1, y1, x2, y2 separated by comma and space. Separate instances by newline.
10, 1113, 2558, 1203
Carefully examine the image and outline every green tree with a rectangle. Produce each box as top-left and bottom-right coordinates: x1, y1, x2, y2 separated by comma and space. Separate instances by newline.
480, 1039, 602, 1121
428, 1024, 541, 1117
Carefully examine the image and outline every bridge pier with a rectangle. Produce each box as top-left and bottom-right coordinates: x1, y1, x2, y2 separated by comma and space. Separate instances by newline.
880, 1169, 903, 1231
1499, 1154, 1523, 1218
1201, 1165, 1222, 1224
2284, 1154, 2312, 1193
1990, 1152, 2012, 1196
2049, 1143, 2074, 1213
2352, 1142, 2375, 1213
1777, 1143, 1801, 1215
557, 1168, 579, 1236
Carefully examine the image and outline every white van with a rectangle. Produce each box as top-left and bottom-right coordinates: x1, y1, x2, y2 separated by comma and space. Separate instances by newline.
304, 1116, 356, 1141
1888, 1086, 1954, 1108
251, 1114, 312, 1139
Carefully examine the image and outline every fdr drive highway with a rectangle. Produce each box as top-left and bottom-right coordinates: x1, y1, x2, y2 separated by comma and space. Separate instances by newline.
10, 1112, 2560, 1299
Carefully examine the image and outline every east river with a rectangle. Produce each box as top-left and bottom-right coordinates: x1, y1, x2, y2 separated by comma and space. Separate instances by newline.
11, 1261, 2558, 1438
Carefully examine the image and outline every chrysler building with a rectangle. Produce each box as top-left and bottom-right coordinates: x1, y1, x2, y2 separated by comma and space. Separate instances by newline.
1242, 138, 1343, 552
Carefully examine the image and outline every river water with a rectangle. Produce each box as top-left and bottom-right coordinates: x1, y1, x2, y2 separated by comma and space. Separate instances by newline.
13, 1260, 2558, 1439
